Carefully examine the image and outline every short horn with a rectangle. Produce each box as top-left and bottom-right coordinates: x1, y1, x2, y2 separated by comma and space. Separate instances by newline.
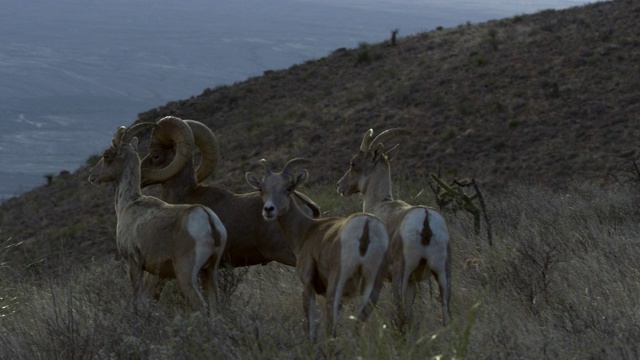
121, 122, 156, 144
282, 158, 311, 176
112, 126, 127, 148
142, 116, 195, 184
359, 129, 374, 152
369, 128, 412, 149
259, 159, 272, 175
185, 120, 219, 183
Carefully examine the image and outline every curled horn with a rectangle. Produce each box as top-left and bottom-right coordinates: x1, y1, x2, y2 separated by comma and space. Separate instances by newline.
185, 120, 219, 183
141, 116, 195, 184
359, 129, 374, 153
368, 128, 413, 150
282, 158, 311, 176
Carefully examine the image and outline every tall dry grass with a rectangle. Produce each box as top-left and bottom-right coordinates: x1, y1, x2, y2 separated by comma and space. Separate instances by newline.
1, 180, 639, 359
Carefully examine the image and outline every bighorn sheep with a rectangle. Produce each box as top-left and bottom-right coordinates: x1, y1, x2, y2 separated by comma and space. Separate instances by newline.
246, 158, 389, 339
139, 116, 320, 270
88, 123, 227, 314
337, 128, 452, 327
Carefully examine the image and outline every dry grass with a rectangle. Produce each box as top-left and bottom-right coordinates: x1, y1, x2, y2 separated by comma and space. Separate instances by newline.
2, 180, 639, 359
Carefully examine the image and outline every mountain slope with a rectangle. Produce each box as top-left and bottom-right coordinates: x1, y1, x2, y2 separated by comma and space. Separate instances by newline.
1, 0, 638, 271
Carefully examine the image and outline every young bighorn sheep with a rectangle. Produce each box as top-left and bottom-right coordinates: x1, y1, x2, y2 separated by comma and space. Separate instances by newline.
88, 123, 227, 313
246, 158, 389, 339
337, 128, 452, 327
139, 116, 320, 271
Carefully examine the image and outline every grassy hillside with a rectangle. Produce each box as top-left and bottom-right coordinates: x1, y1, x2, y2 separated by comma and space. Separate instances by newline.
1, 1, 639, 358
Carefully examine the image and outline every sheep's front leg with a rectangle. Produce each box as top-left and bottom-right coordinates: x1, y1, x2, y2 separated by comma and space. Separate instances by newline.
128, 257, 146, 313
142, 273, 167, 301
302, 284, 318, 341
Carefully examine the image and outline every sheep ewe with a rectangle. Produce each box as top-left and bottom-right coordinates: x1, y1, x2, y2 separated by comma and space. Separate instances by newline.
246, 158, 389, 339
88, 123, 227, 314
337, 128, 452, 327
139, 116, 320, 269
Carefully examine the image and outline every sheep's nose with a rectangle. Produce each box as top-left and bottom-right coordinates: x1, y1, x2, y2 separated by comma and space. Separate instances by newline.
262, 202, 277, 220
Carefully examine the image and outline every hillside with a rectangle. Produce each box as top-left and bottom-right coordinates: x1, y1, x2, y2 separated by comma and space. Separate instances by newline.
1, 0, 639, 271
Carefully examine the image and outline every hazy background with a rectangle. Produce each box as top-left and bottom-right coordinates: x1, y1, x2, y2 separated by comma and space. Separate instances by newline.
0, 0, 587, 200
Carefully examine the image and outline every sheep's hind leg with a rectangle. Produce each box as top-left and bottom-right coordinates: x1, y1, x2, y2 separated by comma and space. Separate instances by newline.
325, 270, 344, 338
357, 265, 384, 324
176, 266, 209, 312
201, 257, 221, 314
432, 268, 451, 326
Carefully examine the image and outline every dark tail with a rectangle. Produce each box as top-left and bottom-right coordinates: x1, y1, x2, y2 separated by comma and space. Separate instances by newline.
420, 208, 432, 246
359, 219, 370, 256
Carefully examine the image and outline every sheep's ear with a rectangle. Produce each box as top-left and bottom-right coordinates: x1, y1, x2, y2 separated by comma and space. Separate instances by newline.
130, 137, 140, 151
293, 170, 308, 188
384, 144, 400, 161
245, 172, 262, 190
371, 144, 385, 163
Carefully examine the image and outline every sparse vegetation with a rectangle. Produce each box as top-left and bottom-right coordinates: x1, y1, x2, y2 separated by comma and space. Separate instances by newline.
1, 181, 639, 358
356, 42, 373, 65
390, 28, 399, 46
487, 28, 500, 50
470, 52, 487, 67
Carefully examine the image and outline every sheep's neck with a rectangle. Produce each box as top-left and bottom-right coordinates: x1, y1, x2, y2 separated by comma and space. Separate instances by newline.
277, 197, 316, 255
161, 162, 198, 204
362, 160, 394, 213
115, 154, 143, 215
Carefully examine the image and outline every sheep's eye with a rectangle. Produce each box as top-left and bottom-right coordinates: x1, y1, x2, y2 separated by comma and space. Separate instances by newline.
287, 185, 294, 192
103, 152, 111, 161
151, 153, 160, 161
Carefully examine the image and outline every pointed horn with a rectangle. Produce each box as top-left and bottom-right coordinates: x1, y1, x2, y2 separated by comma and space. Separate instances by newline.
259, 159, 272, 175
360, 129, 374, 152
142, 116, 195, 184
111, 126, 127, 148
369, 128, 412, 150
121, 122, 156, 144
185, 120, 219, 183
281, 158, 311, 175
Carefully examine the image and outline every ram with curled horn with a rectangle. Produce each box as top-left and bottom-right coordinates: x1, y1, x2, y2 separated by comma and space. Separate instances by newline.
88, 122, 227, 314
338, 128, 452, 328
137, 116, 321, 297
246, 158, 389, 340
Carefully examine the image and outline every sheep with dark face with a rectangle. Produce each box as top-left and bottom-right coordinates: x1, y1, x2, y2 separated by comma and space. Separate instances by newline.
89, 123, 227, 314
246, 158, 389, 339
337, 128, 452, 327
